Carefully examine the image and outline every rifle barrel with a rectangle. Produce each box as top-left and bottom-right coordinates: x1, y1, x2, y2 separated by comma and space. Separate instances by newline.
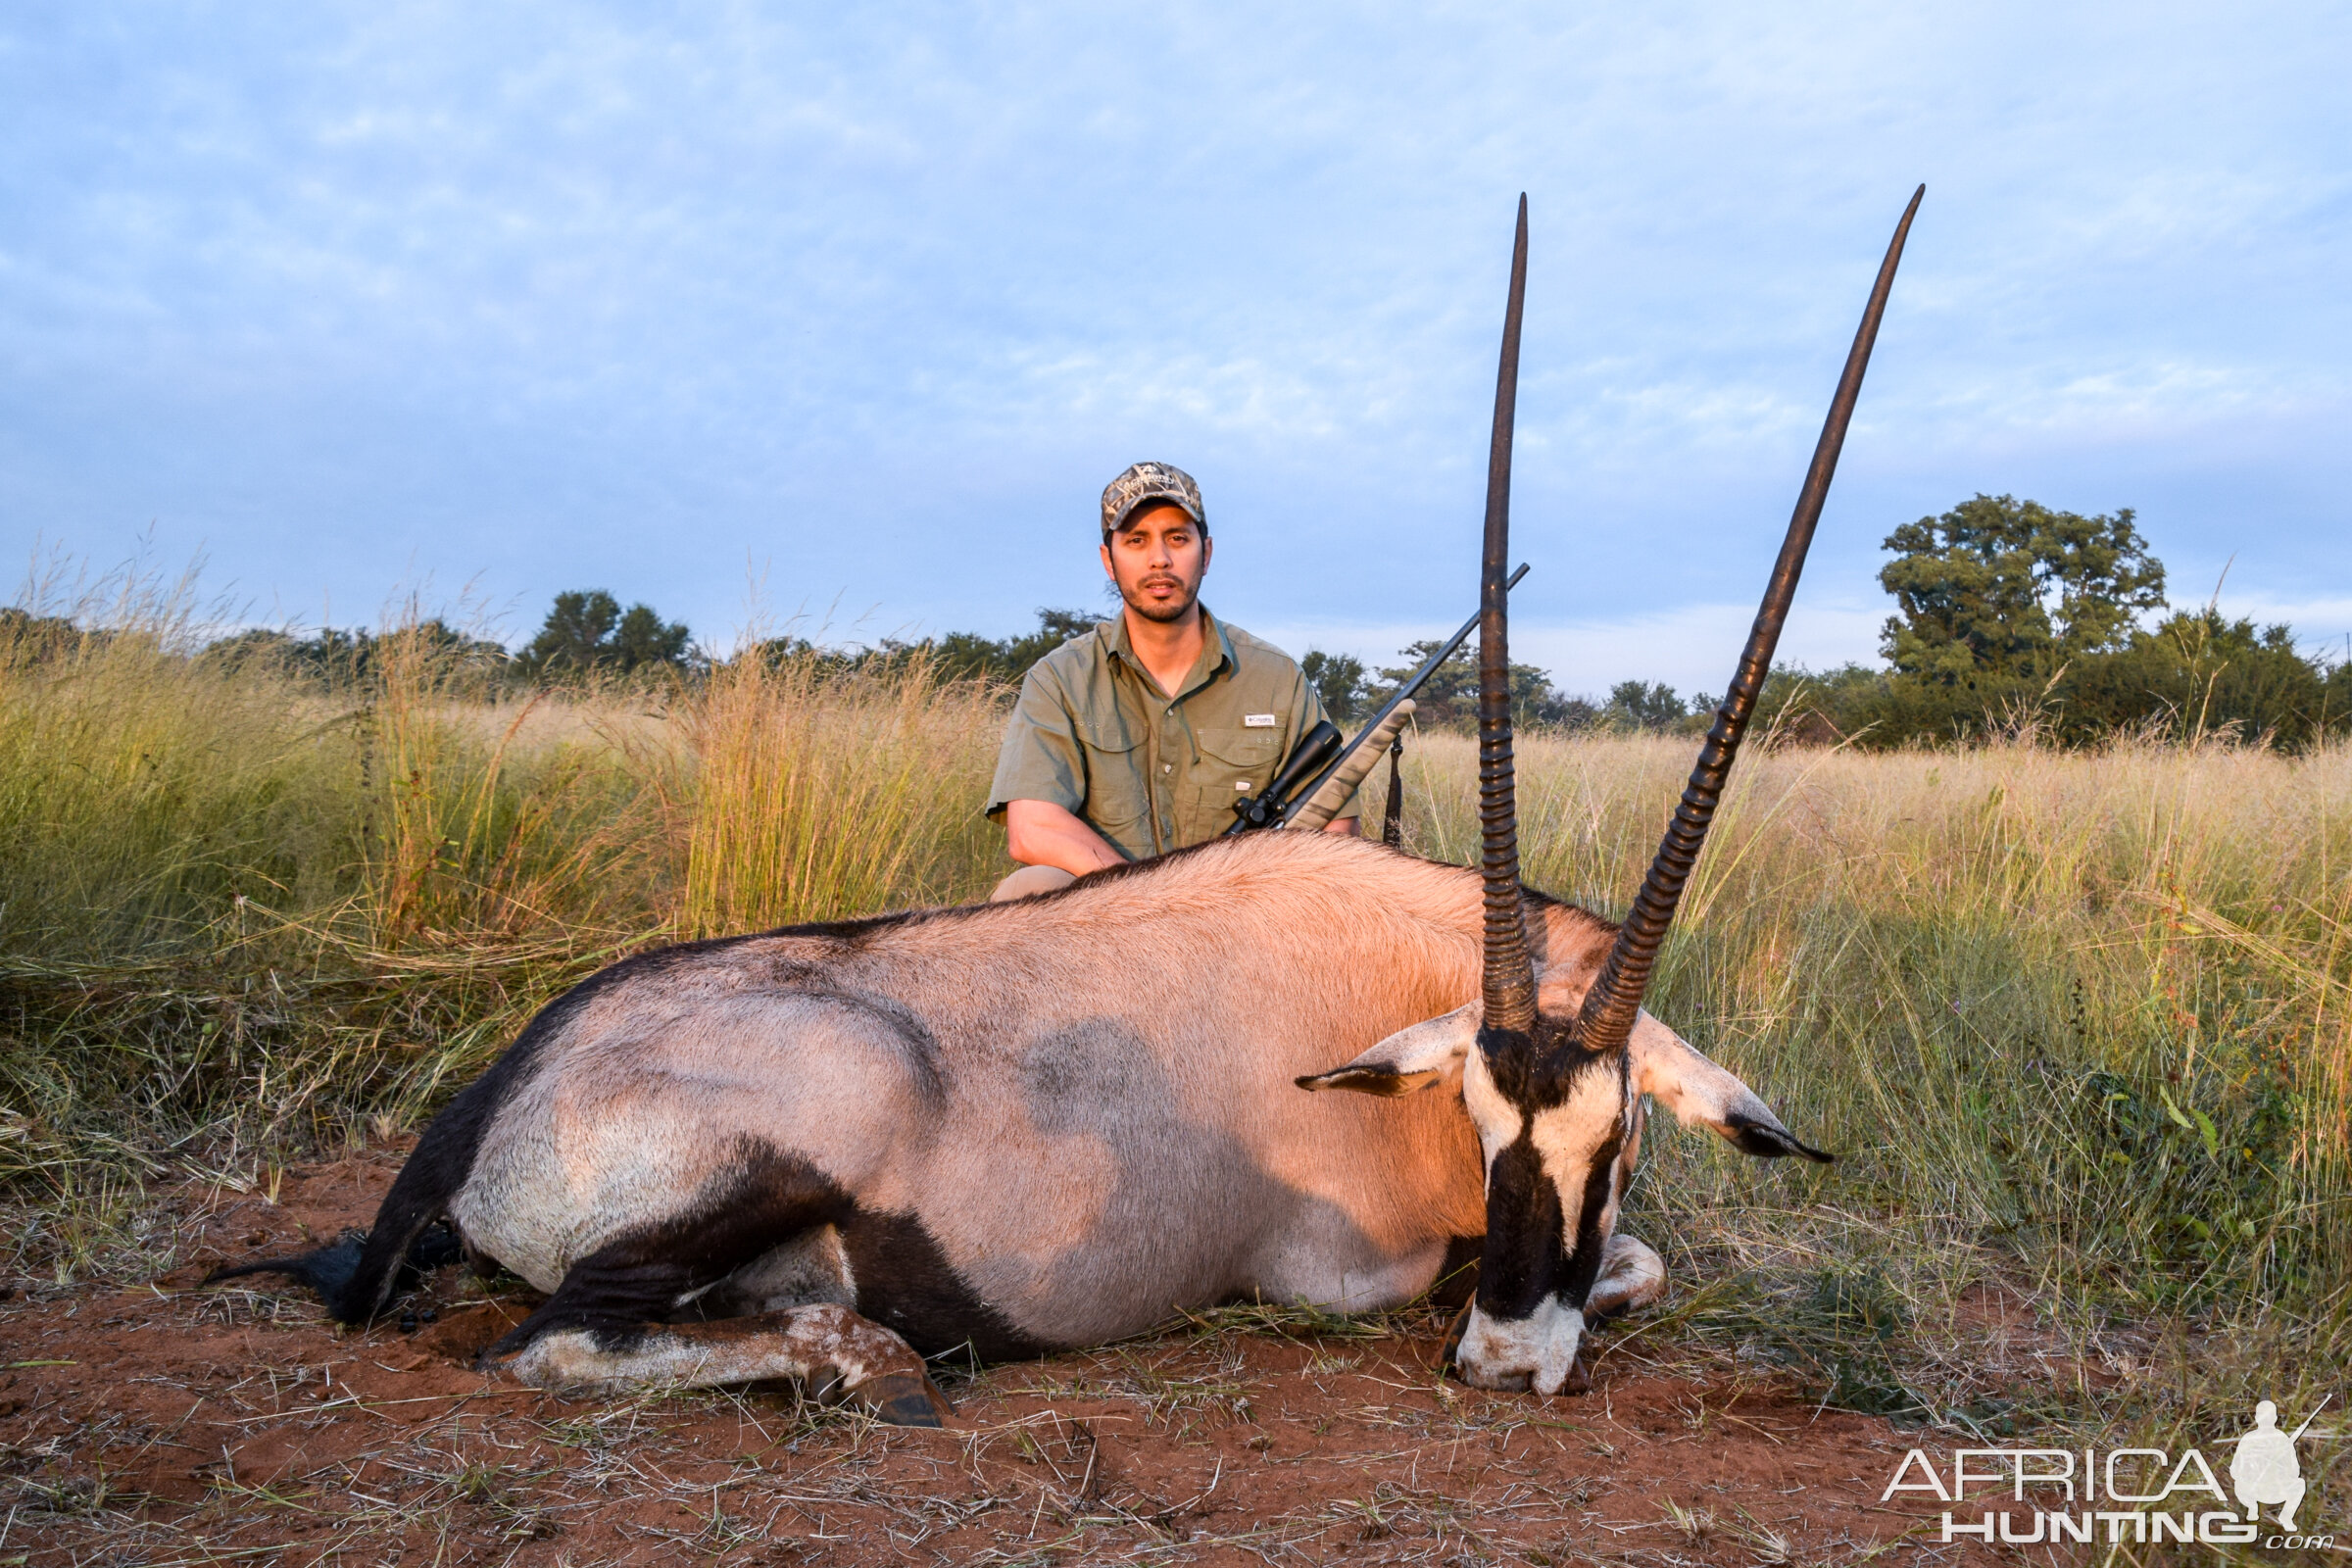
1279, 562, 1528, 826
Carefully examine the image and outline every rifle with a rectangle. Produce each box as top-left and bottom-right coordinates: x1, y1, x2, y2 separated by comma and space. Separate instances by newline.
1226, 562, 1530, 833
1226, 720, 1343, 832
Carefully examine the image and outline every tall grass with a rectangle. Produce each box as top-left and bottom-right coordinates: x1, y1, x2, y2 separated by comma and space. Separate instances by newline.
0, 593, 1004, 1272
681, 648, 1002, 932
2, 589, 2345, 1469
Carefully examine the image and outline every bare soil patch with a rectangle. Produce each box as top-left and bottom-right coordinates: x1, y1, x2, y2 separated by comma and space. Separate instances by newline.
0, 1152, 1956, 1565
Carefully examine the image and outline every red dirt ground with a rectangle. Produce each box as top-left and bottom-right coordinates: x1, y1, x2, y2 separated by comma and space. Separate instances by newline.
0, 1150, 1972, 1566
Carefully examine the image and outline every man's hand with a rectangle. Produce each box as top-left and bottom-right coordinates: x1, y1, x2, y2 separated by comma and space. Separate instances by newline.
1325, 815, 1360, 838
1004, 800, 1128, 877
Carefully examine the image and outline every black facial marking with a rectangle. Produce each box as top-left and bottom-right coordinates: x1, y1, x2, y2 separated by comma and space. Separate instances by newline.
1474, 1130, 1565, 1320
1560, 1122, 1626, 1309
1473, 1018, 1634, 1324
481, 1139, 1038, 1368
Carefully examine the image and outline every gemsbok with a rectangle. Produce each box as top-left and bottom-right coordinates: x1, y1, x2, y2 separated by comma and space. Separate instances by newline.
217, 187, 1922, 1425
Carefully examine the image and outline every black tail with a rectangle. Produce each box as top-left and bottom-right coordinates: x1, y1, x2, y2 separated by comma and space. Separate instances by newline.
200, 943, 698, 1322
205, 1222, 466, 1317
203, 1004, 566, 1321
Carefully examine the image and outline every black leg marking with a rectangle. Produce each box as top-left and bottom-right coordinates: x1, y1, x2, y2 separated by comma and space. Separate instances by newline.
842, 1210, 1043, 1361
1429, 1234, 1483, 1311
481, 1139, 1039, 1370
483, 1140, 854, 1364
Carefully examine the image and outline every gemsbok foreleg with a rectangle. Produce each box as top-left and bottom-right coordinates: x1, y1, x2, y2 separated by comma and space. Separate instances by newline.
493, 1302, 953, 1426
1584, 1234, 1666, 1320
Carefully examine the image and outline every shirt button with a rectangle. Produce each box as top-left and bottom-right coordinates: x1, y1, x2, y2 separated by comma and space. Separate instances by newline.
1162, 763, 1172, 772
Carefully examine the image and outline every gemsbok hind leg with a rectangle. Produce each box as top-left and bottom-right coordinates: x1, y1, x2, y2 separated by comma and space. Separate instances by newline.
496, 1303, 952, 1426
467, 1153, 954, 1426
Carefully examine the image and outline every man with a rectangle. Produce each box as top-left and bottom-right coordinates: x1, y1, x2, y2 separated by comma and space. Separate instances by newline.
987, 461, 1358, 901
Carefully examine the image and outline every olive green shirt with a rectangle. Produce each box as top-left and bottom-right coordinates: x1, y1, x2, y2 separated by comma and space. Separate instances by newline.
986, 608, 1357, 860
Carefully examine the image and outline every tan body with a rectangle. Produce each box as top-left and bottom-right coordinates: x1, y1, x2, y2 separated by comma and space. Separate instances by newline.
220, 826, 1797, 1421
457, 832, 1609, 1348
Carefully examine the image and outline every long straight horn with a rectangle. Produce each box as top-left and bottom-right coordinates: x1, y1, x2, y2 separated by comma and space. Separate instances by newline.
1481, 194, 1537, 1035
1574, 184, 1924, 1055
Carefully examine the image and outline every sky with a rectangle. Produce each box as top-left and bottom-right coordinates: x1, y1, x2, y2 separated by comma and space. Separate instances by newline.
2, 4, 2346, 696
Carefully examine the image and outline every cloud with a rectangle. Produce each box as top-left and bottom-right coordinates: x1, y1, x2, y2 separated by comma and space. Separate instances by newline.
0, 1, 2345, 663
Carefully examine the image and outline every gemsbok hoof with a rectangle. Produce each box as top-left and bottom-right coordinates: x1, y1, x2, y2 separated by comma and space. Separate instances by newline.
852, 1371, 953, 1428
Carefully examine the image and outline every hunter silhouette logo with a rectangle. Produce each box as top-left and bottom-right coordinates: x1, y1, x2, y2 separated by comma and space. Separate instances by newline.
1879, 1392, 2336, 1548
2231, 1397, 2325, 1534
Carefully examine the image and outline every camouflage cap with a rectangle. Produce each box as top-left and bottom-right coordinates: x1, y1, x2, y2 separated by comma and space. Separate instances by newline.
1101, 462, 1206, 537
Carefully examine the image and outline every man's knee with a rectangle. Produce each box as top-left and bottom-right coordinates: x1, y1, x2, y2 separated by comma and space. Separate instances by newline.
990, 864, 1078, 903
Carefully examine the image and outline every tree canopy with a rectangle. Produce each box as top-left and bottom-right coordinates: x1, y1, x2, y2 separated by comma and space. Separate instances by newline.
1758, 495, 2351, 749
754, 607, 1101, 685
199, 619, 510, 686
1367, 639, 1595, 730
1299, 650, 1369, 722
1880, 494, 2167, 682
1603, 680, 1689, 732
518, 590, 692, 677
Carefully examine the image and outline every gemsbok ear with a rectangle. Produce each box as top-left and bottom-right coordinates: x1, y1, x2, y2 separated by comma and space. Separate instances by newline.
1629, 1015, 1834, 1162
1297, 1002, 1480, 1096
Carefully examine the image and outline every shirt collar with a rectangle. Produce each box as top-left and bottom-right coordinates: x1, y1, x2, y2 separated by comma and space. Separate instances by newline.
1103, 606, 1233, 701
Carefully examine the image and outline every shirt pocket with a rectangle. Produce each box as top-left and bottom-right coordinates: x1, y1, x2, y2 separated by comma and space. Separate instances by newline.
1193, 725, 1284, 793
1077, 720, 1150, 841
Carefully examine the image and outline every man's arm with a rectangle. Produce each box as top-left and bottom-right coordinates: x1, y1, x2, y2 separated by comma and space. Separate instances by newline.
987, 657, 1115, 870
1005, 800, 1127, 875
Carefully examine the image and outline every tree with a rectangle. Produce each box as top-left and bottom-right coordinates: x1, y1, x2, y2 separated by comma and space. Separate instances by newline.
0, 607, 88, 664
612, 604, 692, 670
1604, 681, 1687, 732
1373, 640, 1592, 730
1880, 495, 2167, 683
920, 608, 1099, 684
1300, 650, 1369, 722
761, 607, 1099, 685
201, 620, 511, 686
519, 590, 691, 677
2059, 609, 2330, 746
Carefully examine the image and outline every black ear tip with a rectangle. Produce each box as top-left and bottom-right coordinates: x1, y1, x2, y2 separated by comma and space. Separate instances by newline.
1729, 1119, 1836, 1163
1298, 1065, 1435, 1098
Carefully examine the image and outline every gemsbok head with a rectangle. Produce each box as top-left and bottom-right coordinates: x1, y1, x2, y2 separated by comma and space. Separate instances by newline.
1299, 187, 1923, 1393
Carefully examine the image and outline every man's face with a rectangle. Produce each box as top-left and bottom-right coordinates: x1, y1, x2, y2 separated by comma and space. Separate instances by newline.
1102, 504, 1212, 624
